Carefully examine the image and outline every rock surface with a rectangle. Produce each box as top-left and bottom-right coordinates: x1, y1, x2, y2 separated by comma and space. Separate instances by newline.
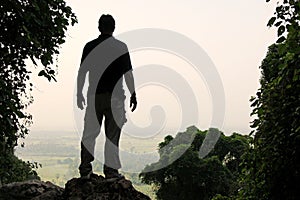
0, 179, 64, 200
0, 174, 151, 200
63, 173, 151, 200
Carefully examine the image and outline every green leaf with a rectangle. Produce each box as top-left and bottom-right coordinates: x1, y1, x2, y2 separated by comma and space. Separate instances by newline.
30, 56, 37, 66
51, 75, 57, 82
46, 75, 51, 82
277, 25, 286, 36
250, 96, 256, 102
38, 70, 46, 77
274, 21, 282, 27
267, 17, 276, 27
251, 100, 258, 107
276, 36, 286, 43
276, 76, 283, 84
293, 71, 299, 82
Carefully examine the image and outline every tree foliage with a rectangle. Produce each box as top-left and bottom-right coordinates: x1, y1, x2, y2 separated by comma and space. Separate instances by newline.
0, 152, 41, 185
140, 126, 250, 200
238, 1, 300, 199
0, 0, 77, 184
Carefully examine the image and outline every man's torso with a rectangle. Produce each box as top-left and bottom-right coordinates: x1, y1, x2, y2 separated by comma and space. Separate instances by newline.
81, 34, 132, 96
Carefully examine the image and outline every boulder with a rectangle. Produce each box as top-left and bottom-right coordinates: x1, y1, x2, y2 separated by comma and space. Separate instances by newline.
0, 179, 64, 200
0, 174, 151, 200
63, 173, 151, 200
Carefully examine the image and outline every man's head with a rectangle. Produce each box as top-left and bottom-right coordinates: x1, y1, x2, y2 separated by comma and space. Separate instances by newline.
98, 14, 115, 34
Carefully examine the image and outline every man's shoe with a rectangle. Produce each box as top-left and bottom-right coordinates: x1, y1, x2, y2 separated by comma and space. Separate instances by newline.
103, 165, 124, 180
105, 172, 124, 179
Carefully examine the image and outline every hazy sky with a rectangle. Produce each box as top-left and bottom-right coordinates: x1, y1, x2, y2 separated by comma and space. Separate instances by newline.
27, 0, 277, 135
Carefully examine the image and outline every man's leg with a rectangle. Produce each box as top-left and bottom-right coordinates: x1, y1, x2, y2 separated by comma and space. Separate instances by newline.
103, 96, 126, 177
79, 96, 103, 177
103, 111, 122, 171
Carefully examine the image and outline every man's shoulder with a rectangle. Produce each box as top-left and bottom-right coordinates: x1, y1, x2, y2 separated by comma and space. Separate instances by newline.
84, 38, 101, 49
112, 37, 128, 49
84, 36, 127, 49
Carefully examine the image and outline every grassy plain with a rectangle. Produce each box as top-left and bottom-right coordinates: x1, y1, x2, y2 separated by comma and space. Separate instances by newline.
16, 130, 162, 199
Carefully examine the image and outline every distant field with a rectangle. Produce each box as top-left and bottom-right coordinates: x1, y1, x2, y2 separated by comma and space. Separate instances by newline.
18, 155, 76, 186
16, 130, 163, 199
19, 155, 156, 199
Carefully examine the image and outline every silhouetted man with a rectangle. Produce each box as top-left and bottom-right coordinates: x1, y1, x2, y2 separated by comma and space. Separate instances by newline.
77, 14, 137, 179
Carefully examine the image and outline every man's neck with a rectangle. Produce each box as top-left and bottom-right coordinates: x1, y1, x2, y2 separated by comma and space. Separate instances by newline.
101, 32, 113, 36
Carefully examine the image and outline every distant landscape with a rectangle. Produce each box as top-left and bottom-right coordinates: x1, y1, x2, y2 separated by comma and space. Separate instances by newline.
15, 130, 169, 199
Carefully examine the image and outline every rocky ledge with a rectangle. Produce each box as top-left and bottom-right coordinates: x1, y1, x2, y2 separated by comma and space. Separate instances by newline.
0, 174, 151, 200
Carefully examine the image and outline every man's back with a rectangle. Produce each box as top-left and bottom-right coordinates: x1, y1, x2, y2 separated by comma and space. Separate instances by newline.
80, 34, 132, 96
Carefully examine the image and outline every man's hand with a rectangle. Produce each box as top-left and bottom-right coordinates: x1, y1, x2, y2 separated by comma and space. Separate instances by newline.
77, 93, 86, 110
130, 92, 137, 112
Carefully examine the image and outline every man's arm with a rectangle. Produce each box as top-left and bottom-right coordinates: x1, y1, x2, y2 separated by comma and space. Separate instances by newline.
77, 45, 89, 110
124, 70, 135, 95
77, 67, 87, 110
124, 70, 137, 112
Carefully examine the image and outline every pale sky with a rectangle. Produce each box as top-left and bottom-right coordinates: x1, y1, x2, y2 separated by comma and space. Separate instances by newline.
27, 0, 277, 135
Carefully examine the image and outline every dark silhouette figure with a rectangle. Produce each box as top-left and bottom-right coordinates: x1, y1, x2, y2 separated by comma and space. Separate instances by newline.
76, 14, 137, 179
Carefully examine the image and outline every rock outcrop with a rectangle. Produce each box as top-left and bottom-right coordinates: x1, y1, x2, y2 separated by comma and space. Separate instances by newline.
0, 174, 151, 200
63, 173, 151, 200
0, 179, 64, 200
